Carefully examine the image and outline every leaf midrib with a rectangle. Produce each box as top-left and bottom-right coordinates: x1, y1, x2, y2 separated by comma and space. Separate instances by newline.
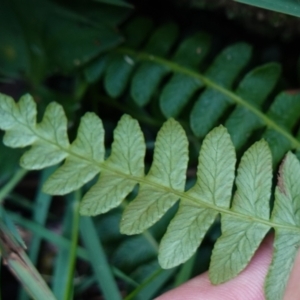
17, 119, 300, 234
116, 47, 300, 150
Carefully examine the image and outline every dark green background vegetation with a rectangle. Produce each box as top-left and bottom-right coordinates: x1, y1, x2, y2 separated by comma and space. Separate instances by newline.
0, 0, 300, 299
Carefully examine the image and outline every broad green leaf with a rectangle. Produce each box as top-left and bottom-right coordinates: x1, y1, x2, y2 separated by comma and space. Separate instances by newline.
265, 152, 300, 300
69, 1, 131, 27
1, 0, 125, 77
235, 0, 300, 18
190, 43, 252, 138
47, 16, 122, 72
225, 63, 281, 149
121, 119, 188, 234
209, 140, 272, 284
159, 126, 235, 268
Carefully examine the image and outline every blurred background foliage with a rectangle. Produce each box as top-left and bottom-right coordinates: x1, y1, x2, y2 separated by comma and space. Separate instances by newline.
0, 0, 300, 299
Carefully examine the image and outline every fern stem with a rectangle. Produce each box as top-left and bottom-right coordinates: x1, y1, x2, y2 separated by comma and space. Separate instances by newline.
9, 109, 300, 234
116, 48, 300, 150
0, 168, 27, 204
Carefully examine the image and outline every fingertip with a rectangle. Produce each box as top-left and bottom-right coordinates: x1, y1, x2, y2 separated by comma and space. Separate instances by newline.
156, 235, 273, 300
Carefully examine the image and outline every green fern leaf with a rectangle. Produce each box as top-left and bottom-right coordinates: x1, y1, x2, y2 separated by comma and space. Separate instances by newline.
2, 93, 300, 300
1, 94, 69, 168
80, 114, 145, 215
264, 152, 300, 300
158, 126, 235, 268
225, 63, 281, 149
105, 23, 178, 98
209, 140, 272, 284
263, 92, 300, 164
190, 42, 252, 137
120, 118, 188, 234
43, 113, 105, 194
98, 19, 300, 164
132, 33, 210, 107
130, 22, 179, 106
159, 33, 211, 118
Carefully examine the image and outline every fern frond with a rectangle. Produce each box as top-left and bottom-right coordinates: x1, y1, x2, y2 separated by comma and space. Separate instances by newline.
1, 93, 300, 300
87, 18, 300, 165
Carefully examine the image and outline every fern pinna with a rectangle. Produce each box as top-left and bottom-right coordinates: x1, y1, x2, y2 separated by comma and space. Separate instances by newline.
85, 17, 300, 165
0, 93, 300, 300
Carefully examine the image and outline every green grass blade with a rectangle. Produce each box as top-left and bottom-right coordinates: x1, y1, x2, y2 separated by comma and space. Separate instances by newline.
18, 167, 55, 300
124, 267, 176, 300
63, 192, 81, 300
79, 216, 122, 300
173, 254, 196, 287
52, 196, 76, 300
0, 168, 27, 204
235, 0, 300, 18
7, 211, 136, 286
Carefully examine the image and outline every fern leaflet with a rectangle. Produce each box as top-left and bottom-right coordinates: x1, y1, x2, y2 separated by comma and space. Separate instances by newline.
0, 93, 300, 300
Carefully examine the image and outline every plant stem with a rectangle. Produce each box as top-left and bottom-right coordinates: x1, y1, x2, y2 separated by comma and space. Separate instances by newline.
0, 169, 27, 204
